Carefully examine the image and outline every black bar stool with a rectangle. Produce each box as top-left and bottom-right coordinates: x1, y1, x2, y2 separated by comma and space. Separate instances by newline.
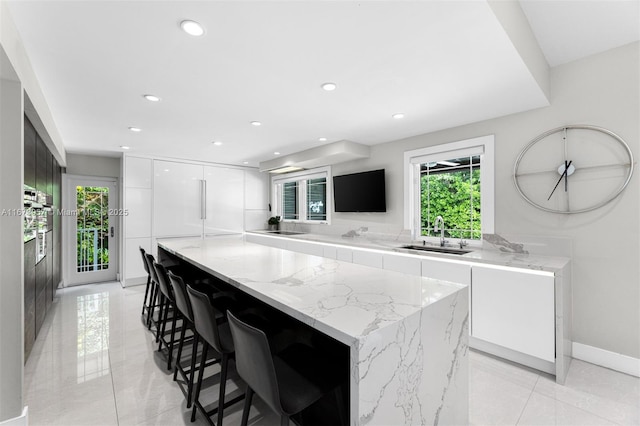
228, 311, 345, 426
168, 271, 221, 408
139, 247, 158, 328
145, 253, 166, 339
187, 286, 244, 426
152, 261, 181, 370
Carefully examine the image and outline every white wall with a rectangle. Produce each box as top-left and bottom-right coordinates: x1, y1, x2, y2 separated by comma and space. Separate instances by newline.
0, 49, 24, 421
326, 42, 639, 359
66, 153, 120, 178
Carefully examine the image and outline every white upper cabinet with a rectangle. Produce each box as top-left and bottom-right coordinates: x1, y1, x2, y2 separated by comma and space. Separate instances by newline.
204, 166, 244, 235
125, 156, 152, 188
153, 160, 203, 238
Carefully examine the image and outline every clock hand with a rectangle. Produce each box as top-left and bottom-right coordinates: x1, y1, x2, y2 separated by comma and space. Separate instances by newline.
547, 160, 573, 201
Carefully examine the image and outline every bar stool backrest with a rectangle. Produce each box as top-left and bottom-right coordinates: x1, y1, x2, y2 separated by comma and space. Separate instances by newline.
153, 261, 174, 301
145, 253, 160, 285
168, 271, 195, 323
139, 247, 149, 274
227, 311, 283, 416
186, 285, 230, 354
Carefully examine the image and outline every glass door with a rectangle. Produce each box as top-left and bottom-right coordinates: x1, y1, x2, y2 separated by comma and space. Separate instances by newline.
64, 176, 118, 286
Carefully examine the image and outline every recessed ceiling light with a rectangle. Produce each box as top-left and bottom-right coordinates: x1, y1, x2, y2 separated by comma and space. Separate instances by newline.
392, 113, 405, 119
321, 82, 337, 91
120, 145, 130, 150
243, 161, 249, 165
274, 152, 280, 155
250, 121, 262, 126
143, 94, 161, 102
128, 127, 142, 132
212, 141, 223, 146
180, 20, 205, 36
318, 137, 327, 142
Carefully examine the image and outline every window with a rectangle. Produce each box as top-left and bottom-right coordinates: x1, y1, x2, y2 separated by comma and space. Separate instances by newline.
272, 167, 331, 223
404, 135, 494, 244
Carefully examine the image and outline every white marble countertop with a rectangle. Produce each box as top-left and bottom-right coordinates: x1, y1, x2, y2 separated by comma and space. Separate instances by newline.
248, 230, 571, 273
158, 236, 467, 346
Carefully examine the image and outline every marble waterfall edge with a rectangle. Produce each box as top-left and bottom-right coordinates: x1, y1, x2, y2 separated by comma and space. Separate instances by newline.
354, 289, 469, 425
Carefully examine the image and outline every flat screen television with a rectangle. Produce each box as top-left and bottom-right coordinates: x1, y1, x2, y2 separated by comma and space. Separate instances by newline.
333, 169, 386, 212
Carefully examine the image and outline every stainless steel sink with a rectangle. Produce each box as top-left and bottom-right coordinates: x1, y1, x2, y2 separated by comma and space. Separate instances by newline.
398, 245, 472, 255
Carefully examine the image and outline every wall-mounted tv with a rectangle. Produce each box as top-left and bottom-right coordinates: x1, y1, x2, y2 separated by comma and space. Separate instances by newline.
333, 169, 386, 212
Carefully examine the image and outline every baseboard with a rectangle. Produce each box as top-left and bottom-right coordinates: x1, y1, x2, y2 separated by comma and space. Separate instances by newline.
572, 342, 640, 377
122, 276, 146, 288
0, 407, 28, 426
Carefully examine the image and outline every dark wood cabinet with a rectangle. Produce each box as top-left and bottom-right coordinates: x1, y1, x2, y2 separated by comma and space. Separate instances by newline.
36, 136, 47, 195
35, 258, 47, 332
24, 118, 36, 189
24, 115, 63, 362
24, 239, 36, 360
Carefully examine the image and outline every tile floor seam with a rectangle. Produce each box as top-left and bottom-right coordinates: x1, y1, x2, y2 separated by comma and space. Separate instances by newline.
108, 344, 121, 425
514, 374, 539, 425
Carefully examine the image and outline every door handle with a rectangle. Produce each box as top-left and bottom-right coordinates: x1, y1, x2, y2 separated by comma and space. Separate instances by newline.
110, 226, 114, 238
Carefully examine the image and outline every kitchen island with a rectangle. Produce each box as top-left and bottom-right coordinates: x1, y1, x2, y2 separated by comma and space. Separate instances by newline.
158, 235, 469, 425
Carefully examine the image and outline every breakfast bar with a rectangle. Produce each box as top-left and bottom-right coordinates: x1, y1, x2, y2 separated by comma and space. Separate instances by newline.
158, 235, 469, 425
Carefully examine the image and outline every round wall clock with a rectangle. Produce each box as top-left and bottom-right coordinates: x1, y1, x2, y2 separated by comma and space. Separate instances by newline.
513, 125, 634, 214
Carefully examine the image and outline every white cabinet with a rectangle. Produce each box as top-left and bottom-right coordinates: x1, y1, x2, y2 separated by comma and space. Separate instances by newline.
153, 161, 249, 238
204, 166, 244, 235
287, 240, 324, 257
153, 161, 203, 237
383, 254, 421, 276
323, 245, 338, 259
352, 249, 383, 269
471, 264, 555, 362
421, 258, 471, 285
336, 248, 353, 262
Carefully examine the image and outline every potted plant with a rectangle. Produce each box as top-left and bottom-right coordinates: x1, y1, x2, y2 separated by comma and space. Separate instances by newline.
267, 216, 281, 231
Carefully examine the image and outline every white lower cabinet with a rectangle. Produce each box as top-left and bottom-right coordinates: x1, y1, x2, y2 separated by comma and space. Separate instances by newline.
471, 264, 555, 362
287, 240, 323, 257
383, 254, 421, 276
336, 247, 353, 262
352, 249, 383, 268
322, 245, 338, 259
421, 258, 471, 285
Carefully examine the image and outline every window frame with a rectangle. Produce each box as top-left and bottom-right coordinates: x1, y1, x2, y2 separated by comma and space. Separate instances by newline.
403, 135, 494, 245
271, 166, 332, 224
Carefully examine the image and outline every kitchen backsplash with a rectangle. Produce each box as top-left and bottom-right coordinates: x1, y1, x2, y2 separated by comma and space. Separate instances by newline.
279, 222, 572, 258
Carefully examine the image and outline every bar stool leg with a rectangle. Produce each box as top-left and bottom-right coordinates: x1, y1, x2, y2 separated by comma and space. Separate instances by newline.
141, 275, 151, 316
167, 311, 179, 370
240, 387, 254, 426
187, 333, 200, 408
191, 341, 209, 422
217, 353, 230, 426
174, 322, 188, 381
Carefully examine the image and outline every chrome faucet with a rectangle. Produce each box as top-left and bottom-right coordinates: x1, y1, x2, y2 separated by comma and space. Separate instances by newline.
434, 215, 446, 247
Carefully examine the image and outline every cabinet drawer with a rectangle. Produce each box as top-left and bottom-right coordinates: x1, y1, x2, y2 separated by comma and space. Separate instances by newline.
421, 258, 471, 285
383, 254, 421, 276
352, 249, 383, 269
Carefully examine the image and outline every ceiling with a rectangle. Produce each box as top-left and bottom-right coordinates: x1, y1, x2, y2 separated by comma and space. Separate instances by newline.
6, 1, 639, 167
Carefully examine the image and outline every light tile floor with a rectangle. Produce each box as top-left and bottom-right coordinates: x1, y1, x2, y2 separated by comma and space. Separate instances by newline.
24, 282, 639, 426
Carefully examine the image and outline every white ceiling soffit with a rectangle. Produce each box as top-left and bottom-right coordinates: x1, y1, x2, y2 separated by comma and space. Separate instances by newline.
259, 140, 370, 172
6, 1, 550, 166
519, 0, 640, 67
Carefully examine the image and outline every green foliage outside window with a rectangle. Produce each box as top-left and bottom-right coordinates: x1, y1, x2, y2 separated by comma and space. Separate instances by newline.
76, 186, 109, 271
421, 167, 481, 239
